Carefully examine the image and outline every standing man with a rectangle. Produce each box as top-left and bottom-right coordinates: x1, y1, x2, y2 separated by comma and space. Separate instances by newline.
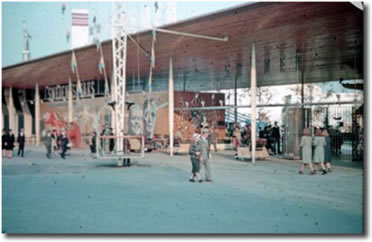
272, 121, 281, 155
60, 130, 69, 159
108, 128, 115, 153
90, 131, 97, 158
44, 130, 52, 159
200, 129, 212, 182
17, 129, 25, 157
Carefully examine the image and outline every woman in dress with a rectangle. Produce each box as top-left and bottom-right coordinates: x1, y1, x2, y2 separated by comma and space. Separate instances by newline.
299, 128, 315, 175
233, 126, 241, 152
313, 128, 327, 175
323, 129, 332, 172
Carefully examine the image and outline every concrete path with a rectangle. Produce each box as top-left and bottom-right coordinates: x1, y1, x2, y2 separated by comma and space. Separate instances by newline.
2, 147, 364, 234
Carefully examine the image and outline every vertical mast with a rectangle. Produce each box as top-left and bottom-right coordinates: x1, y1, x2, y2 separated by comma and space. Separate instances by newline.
111, 2, 127, 153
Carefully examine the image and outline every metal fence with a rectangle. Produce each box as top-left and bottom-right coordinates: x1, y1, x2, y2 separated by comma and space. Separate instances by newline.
309, 104, 363, 164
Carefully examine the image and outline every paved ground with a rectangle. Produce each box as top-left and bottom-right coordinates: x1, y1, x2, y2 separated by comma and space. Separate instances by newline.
2, 147, 364, 234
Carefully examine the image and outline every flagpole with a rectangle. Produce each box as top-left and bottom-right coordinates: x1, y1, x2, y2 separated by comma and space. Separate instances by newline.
251, 42, 257, 164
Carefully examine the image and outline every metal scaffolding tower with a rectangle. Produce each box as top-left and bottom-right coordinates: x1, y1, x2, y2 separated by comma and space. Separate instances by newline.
111, 2, 127, 154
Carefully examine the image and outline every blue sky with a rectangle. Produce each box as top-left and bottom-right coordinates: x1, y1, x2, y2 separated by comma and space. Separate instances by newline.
2, 1, 245, 67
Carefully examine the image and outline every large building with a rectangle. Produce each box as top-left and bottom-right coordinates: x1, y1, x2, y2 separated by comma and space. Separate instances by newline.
2, 2, 363, 161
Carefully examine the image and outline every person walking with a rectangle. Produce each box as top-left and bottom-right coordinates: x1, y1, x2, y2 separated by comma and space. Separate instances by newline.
17, 129, 25, 157
313, 129, 327, 175
122, 134, 131, 167
299, 128, 316, 175
200, 129, 212, 182
209, 127, 218, 152
263, 126, 273, 155
233, 126, 241, 152
44, 130, 52, 159
2, 129, 8, 158
60, 131, 69, 159
6, 129, 15, 158
109, 128, 115, 153
323, 129, 333, 173
271, 121, 281, 155
51, 130, 58, 156
188, 133, 202, 182
90, 131, 97, 158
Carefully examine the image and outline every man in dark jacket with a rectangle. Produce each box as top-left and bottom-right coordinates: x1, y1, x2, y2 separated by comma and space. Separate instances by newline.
6, 129, 15, 158
60, 130, 69, 159
17, 129, 25, 157
90, 131, 97, 158
271, 121, 281, 155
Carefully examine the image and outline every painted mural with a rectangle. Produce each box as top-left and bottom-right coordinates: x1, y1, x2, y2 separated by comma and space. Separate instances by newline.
126, 92, 168, 138
40, 97, 106, 148
39, 91, 225, 149
174, 91, 225, 140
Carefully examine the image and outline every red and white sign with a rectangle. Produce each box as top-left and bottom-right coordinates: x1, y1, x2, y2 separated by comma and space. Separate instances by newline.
72, 11, 88, 26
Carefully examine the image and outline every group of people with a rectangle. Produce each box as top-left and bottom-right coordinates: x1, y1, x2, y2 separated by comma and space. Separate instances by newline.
44, 129, 69, 159
232, 121, 281, 156
89, 128, 114, 157
299, 128, 332, 175
232, 124, 250, 151
188, 128, 214, 183
2, 129, 25, 158
258, 122, 281, 155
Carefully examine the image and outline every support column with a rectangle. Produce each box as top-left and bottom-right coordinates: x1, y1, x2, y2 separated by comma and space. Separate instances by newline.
22, 90, 32, 140
234, 63, 242, 125
250, 42, 257, 164
7, 87, 16, 132
24, 113, 32, 139
35, 82, 40, 146
234, 74, 238, 125
68, 78, 73, 122
168, 57, 174, 156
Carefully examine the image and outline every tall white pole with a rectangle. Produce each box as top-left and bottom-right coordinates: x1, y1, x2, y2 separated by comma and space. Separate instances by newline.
35, 82, 40, 146
169, 57, 174, 156
68, 78, 73, 123
250, 42, 257, 164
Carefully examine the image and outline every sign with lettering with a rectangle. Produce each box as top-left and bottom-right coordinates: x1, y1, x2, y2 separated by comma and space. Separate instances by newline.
45, 81, 95, 101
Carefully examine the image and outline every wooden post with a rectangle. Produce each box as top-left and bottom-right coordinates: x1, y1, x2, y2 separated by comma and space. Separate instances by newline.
169, 57, 174, 156
35, 82, 40, 146
250, 43, 257, 164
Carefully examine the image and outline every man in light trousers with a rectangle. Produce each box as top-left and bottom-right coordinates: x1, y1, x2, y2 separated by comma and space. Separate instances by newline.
200, 129, 212, 182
